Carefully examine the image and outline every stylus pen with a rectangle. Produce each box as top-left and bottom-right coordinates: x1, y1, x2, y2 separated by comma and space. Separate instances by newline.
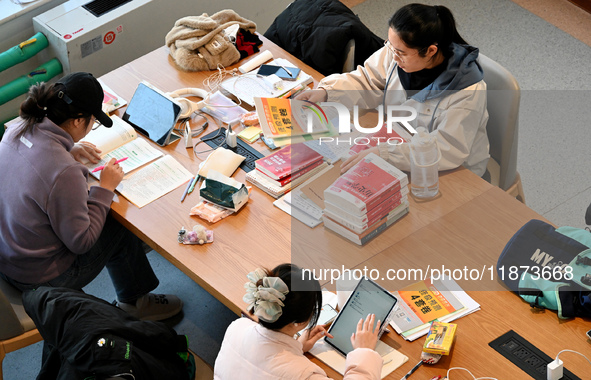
278, 64, 294, 77
91, 157, 128, 173
400, 360, 423, 380
180, 176, 194, 202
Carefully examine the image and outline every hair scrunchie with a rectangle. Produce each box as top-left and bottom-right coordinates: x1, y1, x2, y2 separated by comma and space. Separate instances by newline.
243, 268, 289, 322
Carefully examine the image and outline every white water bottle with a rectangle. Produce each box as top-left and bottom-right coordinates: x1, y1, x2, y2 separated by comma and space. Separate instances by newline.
409, 127, 441, 199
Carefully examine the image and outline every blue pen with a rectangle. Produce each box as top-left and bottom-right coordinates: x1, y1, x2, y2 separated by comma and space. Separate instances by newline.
400, 360, 423, 380
180, 177, 194, 202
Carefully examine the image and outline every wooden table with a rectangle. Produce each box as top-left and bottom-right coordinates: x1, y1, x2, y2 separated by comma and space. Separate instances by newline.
100, 38, 591, 379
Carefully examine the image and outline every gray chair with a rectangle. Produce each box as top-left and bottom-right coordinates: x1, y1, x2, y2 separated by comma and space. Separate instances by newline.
478, 53, 526, 203
0, 277, 42, 380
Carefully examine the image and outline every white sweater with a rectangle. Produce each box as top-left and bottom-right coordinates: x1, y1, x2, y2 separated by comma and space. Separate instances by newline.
214, 318, 383, 380
320, 45, 490, 176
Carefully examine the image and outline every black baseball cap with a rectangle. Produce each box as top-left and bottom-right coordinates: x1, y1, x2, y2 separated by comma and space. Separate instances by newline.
56, 72, 113, 128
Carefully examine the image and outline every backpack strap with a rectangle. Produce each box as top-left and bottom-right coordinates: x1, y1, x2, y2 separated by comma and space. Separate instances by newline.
519, 288, 546, 310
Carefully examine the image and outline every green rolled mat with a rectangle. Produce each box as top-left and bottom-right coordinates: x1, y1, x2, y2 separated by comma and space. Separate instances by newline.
0, 58, 63, 106
0, 32, 49, 73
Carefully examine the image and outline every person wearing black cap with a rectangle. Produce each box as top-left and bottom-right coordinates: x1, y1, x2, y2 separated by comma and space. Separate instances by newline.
0, 72, 183, 321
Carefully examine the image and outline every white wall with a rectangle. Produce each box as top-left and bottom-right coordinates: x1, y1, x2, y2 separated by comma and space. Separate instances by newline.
1, 0, 290, 124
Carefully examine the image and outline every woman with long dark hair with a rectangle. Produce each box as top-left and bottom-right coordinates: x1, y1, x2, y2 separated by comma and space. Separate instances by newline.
299, 3, 489, 177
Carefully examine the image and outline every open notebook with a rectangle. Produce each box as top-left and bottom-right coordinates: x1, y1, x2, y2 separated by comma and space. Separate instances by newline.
81, 116, 192, 208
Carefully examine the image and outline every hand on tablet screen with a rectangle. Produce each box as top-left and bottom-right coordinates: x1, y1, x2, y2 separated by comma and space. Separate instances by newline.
351, 314, 381, 350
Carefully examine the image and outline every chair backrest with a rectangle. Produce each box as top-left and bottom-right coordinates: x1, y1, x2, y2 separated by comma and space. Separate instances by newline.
342, 39, 356, 73
478, 53, 521, 190
0, 277, 33, 340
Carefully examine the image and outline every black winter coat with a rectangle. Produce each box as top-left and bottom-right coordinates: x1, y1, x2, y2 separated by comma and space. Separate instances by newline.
264, 0, 384, 76
23, 287, 190, 380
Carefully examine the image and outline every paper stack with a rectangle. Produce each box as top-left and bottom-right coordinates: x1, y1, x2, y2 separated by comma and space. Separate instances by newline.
322, 153, 409, 245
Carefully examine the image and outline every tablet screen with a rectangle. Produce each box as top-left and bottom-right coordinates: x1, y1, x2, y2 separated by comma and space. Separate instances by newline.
123, 82, 181, 146
325, 278, 397, 356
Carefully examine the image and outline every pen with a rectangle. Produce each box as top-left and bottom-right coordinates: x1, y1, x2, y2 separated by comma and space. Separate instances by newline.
429, 376, 442, 380
91, 157, 128, 173
278, 64, 294, 77
400, 360, 423, 380
180, 176, 194, 202
187, 175, 199, 194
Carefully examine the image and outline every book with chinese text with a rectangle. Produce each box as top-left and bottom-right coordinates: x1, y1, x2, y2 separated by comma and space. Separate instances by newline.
324, 198, 409, 234
257, 159, 323, 187
255, 97, 330, 138
255, 143, 323, 180
389, 278, 466, 337
324, 186, 409, 228
246, 162, 329, 198
322, 203, 409, 245
324, 153, 408, 215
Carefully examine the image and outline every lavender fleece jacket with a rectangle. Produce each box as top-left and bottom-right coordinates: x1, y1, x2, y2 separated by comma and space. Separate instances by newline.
0, 118, 114, 283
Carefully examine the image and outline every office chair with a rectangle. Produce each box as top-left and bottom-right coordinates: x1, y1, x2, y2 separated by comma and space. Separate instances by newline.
0, 277, 42, 380
478, 53, 526, 203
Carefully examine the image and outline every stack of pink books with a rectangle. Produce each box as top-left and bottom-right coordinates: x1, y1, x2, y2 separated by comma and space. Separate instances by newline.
323, 153, 409, 245
246, 143, 327, 198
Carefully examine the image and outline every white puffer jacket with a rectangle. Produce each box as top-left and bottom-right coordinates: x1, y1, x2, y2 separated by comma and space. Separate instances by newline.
320, 43, 489, 176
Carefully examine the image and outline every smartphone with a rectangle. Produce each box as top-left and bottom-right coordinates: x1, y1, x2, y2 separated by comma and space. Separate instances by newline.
586, 329, 591, 340
296, 304, 339, 337
318, 304, 339, 326
257, 64, 301, 81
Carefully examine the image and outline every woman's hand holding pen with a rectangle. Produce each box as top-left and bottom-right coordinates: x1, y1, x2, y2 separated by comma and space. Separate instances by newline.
298, 324, 334, 353
71, 141, 102, 164
99, 158, 124, 192
294, 88, 328, 103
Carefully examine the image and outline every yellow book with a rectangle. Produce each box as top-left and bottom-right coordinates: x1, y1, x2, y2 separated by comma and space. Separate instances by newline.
422, 321, 457, 355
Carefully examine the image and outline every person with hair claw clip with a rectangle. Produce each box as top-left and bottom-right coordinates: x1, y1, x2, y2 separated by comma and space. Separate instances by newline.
297, 3, 490, 178
0, 72, 183, 321
214, 263, 384, 379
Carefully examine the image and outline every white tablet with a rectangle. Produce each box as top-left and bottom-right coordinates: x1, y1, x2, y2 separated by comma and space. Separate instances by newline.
325, 277, 397, 356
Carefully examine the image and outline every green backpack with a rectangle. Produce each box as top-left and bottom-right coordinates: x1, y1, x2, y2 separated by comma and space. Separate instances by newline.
497, 219, 591, 319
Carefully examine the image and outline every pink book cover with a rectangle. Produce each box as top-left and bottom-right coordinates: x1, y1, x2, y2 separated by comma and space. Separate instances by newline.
325, 154, 406, 214
255, 143, 323, 180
